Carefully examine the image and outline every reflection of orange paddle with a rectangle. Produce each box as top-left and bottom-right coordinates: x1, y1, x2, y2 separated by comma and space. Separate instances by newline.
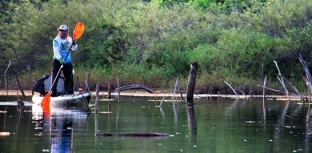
41, 22, 85, 113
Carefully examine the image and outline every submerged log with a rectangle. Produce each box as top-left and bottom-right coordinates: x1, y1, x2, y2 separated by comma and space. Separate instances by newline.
96, 132, 172, 137
113, 84, 155, 93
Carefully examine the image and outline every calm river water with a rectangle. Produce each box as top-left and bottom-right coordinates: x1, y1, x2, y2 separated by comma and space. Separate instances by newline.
0, 96, 312, 153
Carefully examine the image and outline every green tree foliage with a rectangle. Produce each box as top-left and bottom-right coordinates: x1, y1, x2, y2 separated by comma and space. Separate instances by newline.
0, 0, 312, 92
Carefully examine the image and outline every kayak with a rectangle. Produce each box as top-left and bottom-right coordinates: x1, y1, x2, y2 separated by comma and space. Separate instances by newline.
32, 92, 92, 108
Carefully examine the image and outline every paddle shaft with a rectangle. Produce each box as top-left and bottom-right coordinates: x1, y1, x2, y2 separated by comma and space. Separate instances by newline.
48, 64, 63, 94
64, 41, 74, 63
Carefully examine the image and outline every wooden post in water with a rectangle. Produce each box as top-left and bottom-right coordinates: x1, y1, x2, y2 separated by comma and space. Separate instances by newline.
186, 62, 198, 101
5, 61, 11, 97
27, 65, 34, 96
117, 75, 120, 102
172, 77, 178, 101
85, 70, 90, 92
76, 76, 80, 88
95, 83, 99, 113
108, 82, 111, 99
262, 75, 267, 120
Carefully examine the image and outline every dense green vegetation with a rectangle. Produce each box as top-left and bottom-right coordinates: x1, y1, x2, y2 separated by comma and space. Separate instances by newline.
1, 0, 312, 94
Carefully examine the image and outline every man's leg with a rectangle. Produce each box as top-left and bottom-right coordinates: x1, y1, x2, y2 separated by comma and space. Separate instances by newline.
63, 62, 74, 94
51, 59, 61, 97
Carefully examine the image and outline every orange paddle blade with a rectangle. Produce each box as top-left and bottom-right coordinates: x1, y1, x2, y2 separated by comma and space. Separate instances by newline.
41, 93, 51, 108
73, 22, 85, 40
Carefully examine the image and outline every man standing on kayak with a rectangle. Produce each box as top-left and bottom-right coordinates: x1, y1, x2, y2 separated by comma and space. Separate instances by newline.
51, 24, 78, 97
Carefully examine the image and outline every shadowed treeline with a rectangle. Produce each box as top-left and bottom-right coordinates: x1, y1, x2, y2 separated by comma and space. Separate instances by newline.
1, 0, 312, 94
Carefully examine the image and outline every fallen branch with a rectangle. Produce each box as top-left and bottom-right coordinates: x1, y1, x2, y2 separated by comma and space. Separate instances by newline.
113, 84, 155, 93
274, 60, 289, 98
279, 75, 303, 98
298, 54, 312, 91
257, 85, 297, 96
236, 86, 245, 95
224, 80, 239, 99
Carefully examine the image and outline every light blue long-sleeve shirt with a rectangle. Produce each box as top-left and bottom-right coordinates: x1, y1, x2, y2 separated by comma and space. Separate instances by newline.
53, 36, 78, 64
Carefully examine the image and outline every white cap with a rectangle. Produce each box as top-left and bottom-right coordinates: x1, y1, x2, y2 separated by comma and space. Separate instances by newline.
57, 25, 68, 31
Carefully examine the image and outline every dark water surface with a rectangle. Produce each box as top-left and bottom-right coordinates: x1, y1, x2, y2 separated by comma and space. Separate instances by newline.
0, 96, 312, 153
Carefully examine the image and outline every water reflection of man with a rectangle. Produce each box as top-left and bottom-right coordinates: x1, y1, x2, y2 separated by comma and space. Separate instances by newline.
51, 115, 73, 153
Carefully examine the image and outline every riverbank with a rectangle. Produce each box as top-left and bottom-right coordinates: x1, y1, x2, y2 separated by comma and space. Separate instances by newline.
0, 90, 305, 102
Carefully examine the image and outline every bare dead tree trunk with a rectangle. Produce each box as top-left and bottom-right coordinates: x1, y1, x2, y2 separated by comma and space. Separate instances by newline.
85, 70, 90, 92
76, 76, 81, 88
172, 77, 178, 101
117, 75, 120, 102
95, 83, 99, 113
298, 54, 312, 102
280, 75, 303, 98
27, 65, 34, 96
274, 60, 289, 99
299, 54, 312, 91
172, 77, 183, 100
186, 62, 198, 101
15, 75, 26, 100
5, 61, 11, 97
262, 75, 266, 120
263, 75, 267, 100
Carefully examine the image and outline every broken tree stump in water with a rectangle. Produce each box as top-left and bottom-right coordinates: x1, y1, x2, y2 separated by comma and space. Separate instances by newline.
186, 62, 198, 101
108, 82, 111, 99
